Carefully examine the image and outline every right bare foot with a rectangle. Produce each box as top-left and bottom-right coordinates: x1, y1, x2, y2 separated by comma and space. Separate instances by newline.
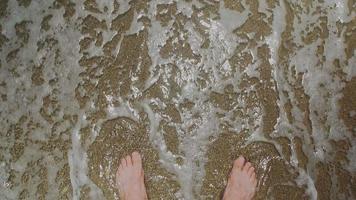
116, 152, 148, 200
223, 156, 257, 200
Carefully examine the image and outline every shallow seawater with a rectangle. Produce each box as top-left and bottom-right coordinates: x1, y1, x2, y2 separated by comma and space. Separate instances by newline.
0, 0, 355, 199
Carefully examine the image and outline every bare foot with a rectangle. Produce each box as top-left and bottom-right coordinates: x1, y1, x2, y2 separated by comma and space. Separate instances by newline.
116, 152, 148, 200
223, 156, 257, 200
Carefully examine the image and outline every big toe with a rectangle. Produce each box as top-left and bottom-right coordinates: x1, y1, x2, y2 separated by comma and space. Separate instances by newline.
132, 151, 142, 168
234, 156, 245, 170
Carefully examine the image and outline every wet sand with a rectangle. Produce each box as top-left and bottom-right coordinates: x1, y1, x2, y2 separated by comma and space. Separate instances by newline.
0, 0, 355, 199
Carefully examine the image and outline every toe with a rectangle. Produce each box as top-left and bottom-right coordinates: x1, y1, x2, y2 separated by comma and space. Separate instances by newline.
118, 163, 124, 172
117, 162, 123, 173
233, 156, 245, 170
120, 158, 126, 167
248, 166, 255, 177
243, 162, 252, 172
253, 179, 257, 187
251, 172, 256, 182
132, 151, 142, 168
126, 155, 132, 166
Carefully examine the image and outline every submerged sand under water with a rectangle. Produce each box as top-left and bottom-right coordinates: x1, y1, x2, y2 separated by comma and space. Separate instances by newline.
0, 0, 355, 199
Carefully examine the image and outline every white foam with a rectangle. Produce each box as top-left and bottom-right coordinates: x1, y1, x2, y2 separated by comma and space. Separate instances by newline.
265, 0, 286, 66
125, 10, 144, 35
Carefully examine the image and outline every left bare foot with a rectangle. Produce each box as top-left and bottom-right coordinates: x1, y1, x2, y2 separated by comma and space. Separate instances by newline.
222, 156, 257, 200
116, 152, 148, 200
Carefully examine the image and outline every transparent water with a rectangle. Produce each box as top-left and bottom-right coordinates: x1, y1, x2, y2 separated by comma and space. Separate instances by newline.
0, 0, 355, 199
